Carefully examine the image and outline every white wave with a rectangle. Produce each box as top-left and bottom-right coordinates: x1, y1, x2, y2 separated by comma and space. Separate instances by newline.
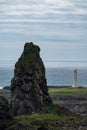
0, 87, 2, 89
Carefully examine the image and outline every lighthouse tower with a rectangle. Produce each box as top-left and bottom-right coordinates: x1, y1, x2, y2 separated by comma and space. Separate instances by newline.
72, 69, 78, 87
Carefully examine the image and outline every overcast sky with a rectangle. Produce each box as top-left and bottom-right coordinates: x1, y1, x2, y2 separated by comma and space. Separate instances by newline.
0, 0, 87, 67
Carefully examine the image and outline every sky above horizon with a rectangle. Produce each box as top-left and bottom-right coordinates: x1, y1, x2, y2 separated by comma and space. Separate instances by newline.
0, 0, 87, 67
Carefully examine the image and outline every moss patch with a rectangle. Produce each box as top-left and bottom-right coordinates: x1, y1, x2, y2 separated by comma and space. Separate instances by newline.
14, 113, 83, 122
6, 113, 87, 130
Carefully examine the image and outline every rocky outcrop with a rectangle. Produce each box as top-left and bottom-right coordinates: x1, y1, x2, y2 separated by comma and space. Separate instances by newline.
0, 95, 11, 120
59, 104, 87, 115
51, 95, 87, 115
11, 42, 52, 115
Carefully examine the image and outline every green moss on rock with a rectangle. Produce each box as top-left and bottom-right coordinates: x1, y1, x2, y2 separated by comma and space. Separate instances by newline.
6, 113, 87, 130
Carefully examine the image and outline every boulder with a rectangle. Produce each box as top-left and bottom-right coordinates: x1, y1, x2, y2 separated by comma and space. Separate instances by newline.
3, 86, 11, 90
11, 42, 52, 115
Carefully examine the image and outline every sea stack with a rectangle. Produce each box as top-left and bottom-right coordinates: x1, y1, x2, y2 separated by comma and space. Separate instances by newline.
11, 42, 52, 115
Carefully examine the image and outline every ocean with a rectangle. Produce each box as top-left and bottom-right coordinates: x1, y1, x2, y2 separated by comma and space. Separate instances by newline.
0, 67, 87, 88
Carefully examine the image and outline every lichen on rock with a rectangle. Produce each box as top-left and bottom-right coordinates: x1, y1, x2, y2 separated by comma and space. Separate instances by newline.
11, 42, 52, 115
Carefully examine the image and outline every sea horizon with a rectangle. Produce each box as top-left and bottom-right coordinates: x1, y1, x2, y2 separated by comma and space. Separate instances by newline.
0, 62, 87, 88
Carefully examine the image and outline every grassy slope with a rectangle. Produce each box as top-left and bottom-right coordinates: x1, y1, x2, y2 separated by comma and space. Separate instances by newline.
49, 87, 87, 95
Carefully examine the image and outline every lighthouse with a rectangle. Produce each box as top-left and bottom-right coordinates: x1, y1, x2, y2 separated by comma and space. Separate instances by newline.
72, 69, 78, 87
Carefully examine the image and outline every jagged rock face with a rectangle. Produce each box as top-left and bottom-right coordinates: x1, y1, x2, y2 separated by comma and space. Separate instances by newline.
0, 95, 11, 120
11, 42, 52, 115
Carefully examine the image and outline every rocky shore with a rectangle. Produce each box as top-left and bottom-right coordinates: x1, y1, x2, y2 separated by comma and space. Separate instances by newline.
51, 94, 87, 115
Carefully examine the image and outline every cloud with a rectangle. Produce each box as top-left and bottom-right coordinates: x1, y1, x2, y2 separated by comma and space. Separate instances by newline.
0, 0, 87, 27
0, 0, 87, 18
0, 0, 87, 64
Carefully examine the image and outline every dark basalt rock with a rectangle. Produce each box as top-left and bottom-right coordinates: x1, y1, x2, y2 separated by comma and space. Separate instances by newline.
38, 127, 48, 130
0, 95, 11, 120
11, 42, 52, 115
3, 86, 11, 90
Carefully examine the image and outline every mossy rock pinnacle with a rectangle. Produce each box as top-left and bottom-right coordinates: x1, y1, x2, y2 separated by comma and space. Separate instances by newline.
11, 42, 52, 116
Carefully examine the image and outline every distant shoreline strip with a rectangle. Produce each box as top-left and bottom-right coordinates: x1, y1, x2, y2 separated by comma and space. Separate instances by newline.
45, 61, 87, 62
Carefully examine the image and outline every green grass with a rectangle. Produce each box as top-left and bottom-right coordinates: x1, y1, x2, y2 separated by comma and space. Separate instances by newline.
14, 113, 83, 124
49, 87, 87, 95
47, 104, 58, 113
6, 113, 83, 130
5, 113, 87, 130
15, 113, 59, 121
7, 113, 85, 130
